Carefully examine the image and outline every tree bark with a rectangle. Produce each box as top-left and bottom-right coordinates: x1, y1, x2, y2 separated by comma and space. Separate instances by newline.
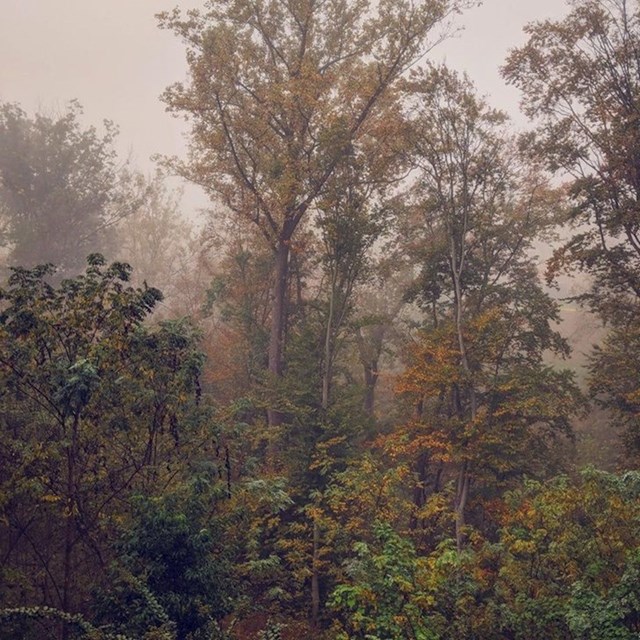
449, 215, 476, 553
409, 450, 429, 531
321, 270, 337, 411
355, 325, 386, 417
362, 360, 378, 415
61, 413, 79, 640
267, 237, 290, 427
454, 460, 470, 553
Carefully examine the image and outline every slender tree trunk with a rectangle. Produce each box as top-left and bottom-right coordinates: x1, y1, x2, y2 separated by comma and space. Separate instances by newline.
267, 238, 290, 427
316, 273, 337, 626
452, 273, 474, 552
61, 414, 79, 640
356, 325, 385, 417
449, 227, 476, 553
454, 460, 470, 553
362, 361, 378, 415
322, 271, 337, 410
409, 450, 430, 531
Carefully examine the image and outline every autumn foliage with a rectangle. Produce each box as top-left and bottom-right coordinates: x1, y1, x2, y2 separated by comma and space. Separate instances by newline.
1, 1, 640, 639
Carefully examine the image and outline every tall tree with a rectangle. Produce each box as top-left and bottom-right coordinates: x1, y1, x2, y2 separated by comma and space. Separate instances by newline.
0, 102, 141, 277
352, 265, 409, 417
115, 170, 192, 302
503, 0, 640, 322
0, 256, 211, 634
588, 321, 640, 462
158, 0, 472, 424
503, 0, 640, 463
317, 168, 387, 411
398, 66, 579, 549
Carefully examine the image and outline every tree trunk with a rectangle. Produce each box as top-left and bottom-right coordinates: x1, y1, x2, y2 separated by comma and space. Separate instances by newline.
267, 238, 290, 427
362, 360, 378, 415
322, 271, 337, 411
449, 226, 476, 553
409, 450, 429, 531
356, 325, 385, 417
454, 461, 470, 553
61, 414, 79, 640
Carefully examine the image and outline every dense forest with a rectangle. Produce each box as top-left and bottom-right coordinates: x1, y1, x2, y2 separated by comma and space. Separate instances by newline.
1, 0, 639, 638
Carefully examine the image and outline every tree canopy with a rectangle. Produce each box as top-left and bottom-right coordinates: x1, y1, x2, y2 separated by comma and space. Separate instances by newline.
1, 1, 640, 638
158, 0, 474, 407
0, 103, 141, 278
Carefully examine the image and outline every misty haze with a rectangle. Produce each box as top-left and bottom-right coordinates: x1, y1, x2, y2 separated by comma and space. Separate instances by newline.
0, 1, 639, 639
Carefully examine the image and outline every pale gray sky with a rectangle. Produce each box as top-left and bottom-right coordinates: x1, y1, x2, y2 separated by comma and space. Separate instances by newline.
0, 0, 569, 215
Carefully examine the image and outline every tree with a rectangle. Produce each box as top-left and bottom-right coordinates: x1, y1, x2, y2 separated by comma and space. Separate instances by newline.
397, 65, 579, 550
316, 166, 388, 411
496, 469, 640, 639
0, 256, 214, 634
103, 490, 233, 640
503, 0, 640, 464
588, 320, 640, 463
158, 0, 472, 424
351, 257, 414, 417
503, 0, 640, 322
330, 522, 442, 640
115, 170, 192, 305
0, 102, 141, 278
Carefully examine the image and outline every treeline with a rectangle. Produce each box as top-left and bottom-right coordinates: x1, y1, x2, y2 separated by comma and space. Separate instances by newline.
0, 0, 639, 639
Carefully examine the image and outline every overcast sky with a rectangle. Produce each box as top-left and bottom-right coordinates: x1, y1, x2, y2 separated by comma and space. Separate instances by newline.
0, 0, 569, 216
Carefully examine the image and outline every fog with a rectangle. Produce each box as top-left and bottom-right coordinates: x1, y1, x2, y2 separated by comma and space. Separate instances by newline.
1, 4, 636, 631
1, 0, 567, 217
